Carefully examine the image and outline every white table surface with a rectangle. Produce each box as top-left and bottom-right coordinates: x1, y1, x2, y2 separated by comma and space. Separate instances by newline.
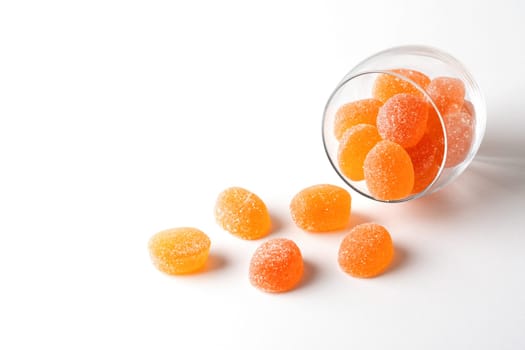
1, 1, 524, 349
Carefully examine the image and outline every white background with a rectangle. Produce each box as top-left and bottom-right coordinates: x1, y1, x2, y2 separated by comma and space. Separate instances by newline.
1, 1, 524, 349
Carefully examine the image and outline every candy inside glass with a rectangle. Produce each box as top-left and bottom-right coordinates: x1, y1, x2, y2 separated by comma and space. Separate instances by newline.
322, 45, 487, 202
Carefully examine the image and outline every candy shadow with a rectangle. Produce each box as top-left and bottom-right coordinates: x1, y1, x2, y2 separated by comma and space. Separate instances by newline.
385, 244, 409, 276
400, 115, 525, 220
269, 210, 287, 234
202, 252, 228, 273
348, 212, 374, 229
298, 259, 319, 289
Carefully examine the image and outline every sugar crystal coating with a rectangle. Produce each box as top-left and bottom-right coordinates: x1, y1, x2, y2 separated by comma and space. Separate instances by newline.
425, 106, 446, 162
426, 98, 474, 168
338, 223, 394, 278
376, 93, 429, 148
338, 124, 382, 181
290, 184, 351, 232
333, 99, 382, 140
215, 187, 271, 240
372, 68, 431, 103
443, 110, 475, 168
406, 132, 441, 194
249, 238, 304, 293
148, 227, 211, 275
363, 140, 415, 201
427, 77, 465, 115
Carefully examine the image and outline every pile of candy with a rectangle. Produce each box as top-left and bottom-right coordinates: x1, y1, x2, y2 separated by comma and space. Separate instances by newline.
334, 69, 475, 200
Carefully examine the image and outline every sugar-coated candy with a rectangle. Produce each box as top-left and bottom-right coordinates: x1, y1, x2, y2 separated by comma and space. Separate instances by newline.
290, 184, 351, 232
148, 227, 211, 275
443, 110, 475, 168
406, 132, 441, 193
427, 103, 474, 168
215, 187, 271, 240
338, 124, 382, 181
249, 238, 304, 293
427, 77, 465, 115
372, 68, 431, 103
364, 140, 415, 201
376, 93, 429, 148
333, 99, 382, 140
338, 223, 394, 278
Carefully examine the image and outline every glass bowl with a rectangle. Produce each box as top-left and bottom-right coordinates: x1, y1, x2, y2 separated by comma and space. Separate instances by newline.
322, 45, 487, 202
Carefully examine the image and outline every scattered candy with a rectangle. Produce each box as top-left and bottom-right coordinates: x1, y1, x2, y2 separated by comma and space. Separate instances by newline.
338, 223, 394, 278
364, 140, 415, 201
338, 124, 382, 181
215, 187, 271, 240
249, 238, 304, 293
148, 227, 211, 275
333, 98, 382, 140
290, 184, 351, 232
376, 93, 429, 148
372, 68, 430, 103
148, 65, 478, 289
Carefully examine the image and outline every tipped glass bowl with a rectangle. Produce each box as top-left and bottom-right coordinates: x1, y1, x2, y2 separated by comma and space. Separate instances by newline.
322, 45, 486, 202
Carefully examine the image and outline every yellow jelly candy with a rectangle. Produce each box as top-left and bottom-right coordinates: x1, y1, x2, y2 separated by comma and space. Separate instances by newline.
148, 227, 211, 275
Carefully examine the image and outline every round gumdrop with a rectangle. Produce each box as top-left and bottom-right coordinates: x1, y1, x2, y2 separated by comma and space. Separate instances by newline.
406, 132, 442, 194
290, 184, 351, 232
333, 98, 382, 140
249, 238, 304, 293
215, 187, 271, 240
148, 227, 211, 275
337, 124, 382, 181
376, 93, 429, 148
443, 110, 475, 168
363, 140, 415, 201
427, 77, 465, 115
372, 68, 431, 103
338, 223, 394, 278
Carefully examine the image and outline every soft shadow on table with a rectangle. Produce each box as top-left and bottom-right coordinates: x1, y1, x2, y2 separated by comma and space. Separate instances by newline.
269, 210, 286, 233
299, 259, 320, 290
348, 212, 375, 228
202, 252, 229, 273
385, 244, 409, 276
401, 105, 525, 220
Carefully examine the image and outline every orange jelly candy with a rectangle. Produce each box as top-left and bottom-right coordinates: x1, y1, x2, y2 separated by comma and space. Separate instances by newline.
148, 227, 211, 275
372, 68, 431, 103
363, 140, 415, 201
406, 132, 441, 194
215, 187, 271, 240
249, 238, 304, 293
337, 124, 382, 181
427, 77, 465, 115
290, 184, 351, 232
443, 110, 475, 168
426, 101, 474, 168
376, 93, 429, 148
338, 223, 394, 278
333, 98, 382, 140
